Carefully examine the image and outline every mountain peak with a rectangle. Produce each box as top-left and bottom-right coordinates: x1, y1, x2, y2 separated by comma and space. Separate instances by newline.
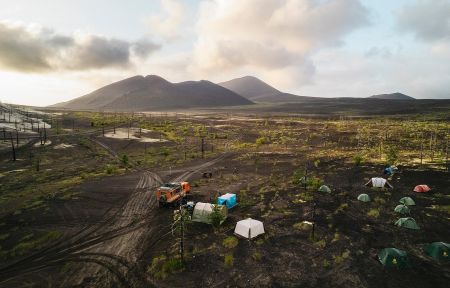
219, 75, 280, 100
51, 74, 253, 110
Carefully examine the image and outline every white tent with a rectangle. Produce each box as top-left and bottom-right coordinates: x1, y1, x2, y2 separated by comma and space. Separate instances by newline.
192, 202, 227, 224
365, 177, 393, 189
234, 218, 265, 239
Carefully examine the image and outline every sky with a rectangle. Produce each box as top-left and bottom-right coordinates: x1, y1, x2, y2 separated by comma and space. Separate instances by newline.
0, 0, 449, 106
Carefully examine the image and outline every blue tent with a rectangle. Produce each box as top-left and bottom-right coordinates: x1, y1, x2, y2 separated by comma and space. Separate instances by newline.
217, 193, 237, 209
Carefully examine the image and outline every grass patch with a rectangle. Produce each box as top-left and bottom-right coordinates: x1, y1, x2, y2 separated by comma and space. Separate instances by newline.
224, 253, 234, 267
148, 256, 184, 279
251, 251, 262, 261
367, 208, 380, 218
333, 249, 350, 264
223, 236, 238, 249
10, 230, 62, 258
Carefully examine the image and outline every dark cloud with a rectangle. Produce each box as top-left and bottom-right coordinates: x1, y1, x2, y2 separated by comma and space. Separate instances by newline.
0, 22, 160, 72
71, 37, 131, 69
0, 23, 52, 71
397, 0, 450, 42
132, 39, 162, 58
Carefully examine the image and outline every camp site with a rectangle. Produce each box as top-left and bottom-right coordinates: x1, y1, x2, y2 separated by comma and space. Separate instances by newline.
0, 1, 450, 287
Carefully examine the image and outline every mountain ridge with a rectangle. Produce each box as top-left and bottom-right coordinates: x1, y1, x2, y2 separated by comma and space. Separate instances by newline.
52, 75, 253, 111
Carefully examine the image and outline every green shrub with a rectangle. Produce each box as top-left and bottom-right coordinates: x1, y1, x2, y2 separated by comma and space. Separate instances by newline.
367, 208, 380, 218
224, 253, 234, 267
386, 146, 398, 165
223, 236, 238, 249
209, 205, 225, 229
353, 154, 364, 166
333, 250, 350, 264
251, 251, 262, 261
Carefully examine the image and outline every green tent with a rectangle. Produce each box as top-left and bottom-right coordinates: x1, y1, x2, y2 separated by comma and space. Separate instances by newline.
399, 197, 416, 206
425, 242, 450, 262
318, 185, 331, 193
192, 202, 227, 225
378, 248, 410, 268
357, 193, 370, 202
395, 217, 420, 230
394, 204, 410, 215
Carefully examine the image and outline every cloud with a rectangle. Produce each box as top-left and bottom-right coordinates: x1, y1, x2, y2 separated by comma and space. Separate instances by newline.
397, 0, 450, 42
189, 0, 369, 88
147, 0, 186, 41
0, 21, 160, 72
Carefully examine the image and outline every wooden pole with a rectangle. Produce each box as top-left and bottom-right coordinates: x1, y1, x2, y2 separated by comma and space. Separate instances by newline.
9, 132, 16, 161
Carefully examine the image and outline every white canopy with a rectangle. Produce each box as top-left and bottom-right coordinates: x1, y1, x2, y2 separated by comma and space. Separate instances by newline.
219, 193, 235, 200
372, 177, 386, 187
234, 218, 265, 239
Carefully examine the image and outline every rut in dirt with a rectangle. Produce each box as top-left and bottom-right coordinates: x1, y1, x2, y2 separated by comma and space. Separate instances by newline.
0, 153, 229, 287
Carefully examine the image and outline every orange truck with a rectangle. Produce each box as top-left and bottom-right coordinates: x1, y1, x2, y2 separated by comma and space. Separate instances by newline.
156, 182, 191, 207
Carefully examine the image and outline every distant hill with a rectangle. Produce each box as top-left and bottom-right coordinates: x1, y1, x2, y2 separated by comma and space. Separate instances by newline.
51, 75, 253, 111
369, 93, 415, 100
219, 76, 311, 102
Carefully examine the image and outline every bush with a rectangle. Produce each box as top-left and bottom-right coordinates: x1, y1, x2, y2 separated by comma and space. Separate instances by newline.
367, 208, 380, 218
224, 253, 234, 267
353, 154, 364, 166
209, 205, 225, 229
386, 146, 398, 165
148, 256, 184, 279
251, 251, 262, 261
121, 154, 129, 166
223, 236, 238, 249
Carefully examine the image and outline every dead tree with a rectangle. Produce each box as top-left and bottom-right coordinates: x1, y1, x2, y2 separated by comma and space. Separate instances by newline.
9, 132, 16, 161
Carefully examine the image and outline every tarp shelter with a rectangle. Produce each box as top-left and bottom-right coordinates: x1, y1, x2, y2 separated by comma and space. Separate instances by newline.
217, 193, 237, 209
357, 194, 371, 202
394, 204, 410, 215
365, 177, 393, 189
383, 165, 398, 176
234, 218, 265, 239
413, 185, 431, 193
399, 197, 416, 206
425, 242, 450, 262
395, 217, 420, 230
378, 248, 410, 268
318, 185, 331, 193
192, 202, 227, 225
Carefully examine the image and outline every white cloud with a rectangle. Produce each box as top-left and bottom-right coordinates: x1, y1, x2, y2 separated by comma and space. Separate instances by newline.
147, 0, 186, 41
188, 0, 369, 89
397, 0, 450, 42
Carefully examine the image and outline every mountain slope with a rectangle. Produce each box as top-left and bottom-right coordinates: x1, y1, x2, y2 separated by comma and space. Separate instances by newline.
369, 92, 415, 100
219, 76, 311, 102
52, 75, 253, 111
219, 76, 281, 100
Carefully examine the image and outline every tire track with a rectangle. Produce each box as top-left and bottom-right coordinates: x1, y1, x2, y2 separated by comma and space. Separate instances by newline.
0, 153, 230, 287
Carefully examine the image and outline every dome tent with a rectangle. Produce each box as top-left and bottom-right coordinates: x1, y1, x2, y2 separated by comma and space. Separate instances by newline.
234, 218, 265, 239
217, 193, 237, 209
357, 194, 370, 202
399, 197, 415, 206
318, 185, 331, 193
394, 204, 410, 215
425, 242, 450, 262
378, 248, 410, 268
413, 185, 431, 193
192, 202, 227, 225
395, 217, 420, 230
